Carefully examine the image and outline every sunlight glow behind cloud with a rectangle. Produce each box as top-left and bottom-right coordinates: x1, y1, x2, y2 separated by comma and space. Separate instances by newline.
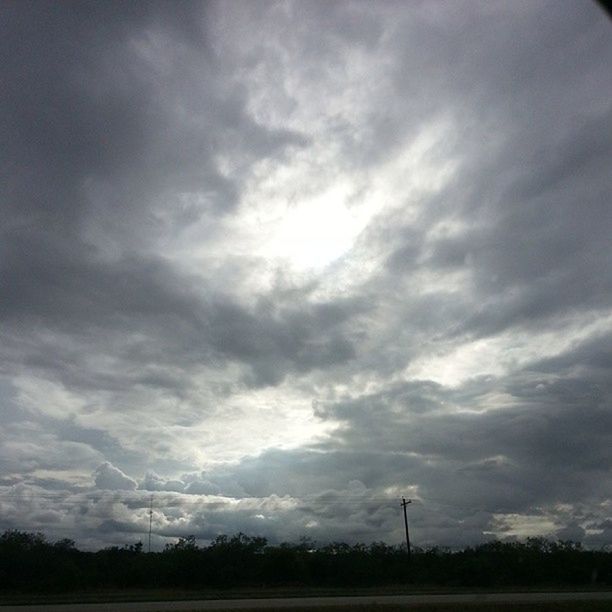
1, 0, 610, 550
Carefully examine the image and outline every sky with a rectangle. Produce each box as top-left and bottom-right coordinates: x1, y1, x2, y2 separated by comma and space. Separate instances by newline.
1, 0, 611, 551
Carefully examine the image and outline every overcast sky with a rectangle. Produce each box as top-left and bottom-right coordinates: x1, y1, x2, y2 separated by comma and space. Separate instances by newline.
1, 0, 611, 550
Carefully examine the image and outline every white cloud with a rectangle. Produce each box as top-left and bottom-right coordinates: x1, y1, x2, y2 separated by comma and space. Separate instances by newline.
94, 462, 138, 491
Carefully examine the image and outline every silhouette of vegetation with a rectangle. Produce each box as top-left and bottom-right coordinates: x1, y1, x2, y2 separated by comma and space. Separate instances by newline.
0, 530, 610, 593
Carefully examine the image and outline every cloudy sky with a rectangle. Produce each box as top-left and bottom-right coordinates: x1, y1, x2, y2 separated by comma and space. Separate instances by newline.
1, 0, 611, 550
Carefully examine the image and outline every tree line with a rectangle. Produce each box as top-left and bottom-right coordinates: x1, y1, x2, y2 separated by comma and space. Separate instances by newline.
0, 529, 610, 592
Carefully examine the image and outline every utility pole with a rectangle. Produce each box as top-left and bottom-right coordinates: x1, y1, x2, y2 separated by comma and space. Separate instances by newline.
400, 497, 412, 559
148, 494, 153, 553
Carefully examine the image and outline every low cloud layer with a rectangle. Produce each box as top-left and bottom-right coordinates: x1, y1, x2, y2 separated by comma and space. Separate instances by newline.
94, 462, 138, 491
1, 1, 611, 550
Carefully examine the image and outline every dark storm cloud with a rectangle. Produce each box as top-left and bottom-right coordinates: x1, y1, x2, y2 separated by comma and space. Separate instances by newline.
2, 0, 608, 388
133, 448, 497, 547
303, 336, 611, 535
0, 0, 325, 392
171, 335, 611, 545
1, 0, 304, 227
388, 118, 611, 313
1, 0, 611, 549
2, 1, 206, 225
159, 316, 612, 545
210, 296, 364, 386
1, 258, 362, 392
0, 0, 364, 395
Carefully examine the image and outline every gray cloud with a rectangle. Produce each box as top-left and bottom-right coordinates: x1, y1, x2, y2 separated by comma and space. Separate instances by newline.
1, 0, 314, 393
94, 462, 138, 491
0, 0, 610, 549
